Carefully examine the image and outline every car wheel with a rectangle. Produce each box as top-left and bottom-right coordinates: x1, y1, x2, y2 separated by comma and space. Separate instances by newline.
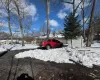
61, 43, 63, 47
46, 45, 51, 50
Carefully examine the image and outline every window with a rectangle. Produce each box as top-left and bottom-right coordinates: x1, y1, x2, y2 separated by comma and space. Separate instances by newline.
52, 39, 56, 42
47, 39, 51, 42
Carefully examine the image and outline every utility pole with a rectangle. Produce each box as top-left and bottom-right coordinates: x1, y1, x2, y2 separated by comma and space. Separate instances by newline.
46, 0, 50, 39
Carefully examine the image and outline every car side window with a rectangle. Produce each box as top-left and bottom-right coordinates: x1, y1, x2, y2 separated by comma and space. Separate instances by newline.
52, 39, 60, 43
52, 39, 59, 42
47, 39, 51, 42
56, 40, 60, 43
52, 39, 56, 42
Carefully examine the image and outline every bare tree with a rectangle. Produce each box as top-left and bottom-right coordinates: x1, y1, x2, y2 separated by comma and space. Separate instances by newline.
81, 0, 86, 42
86, 0, 96, 47
62, 0, 85, 19
0, 0, 13, 44
12, 0, 35, 46
23, 17, 32, 37
80, 0, 92, 42
94, 16, 100, 34
0, 21, 4, 32
12, 0, 25, 46
40, 21, 47, 36
46, 0, 50, 39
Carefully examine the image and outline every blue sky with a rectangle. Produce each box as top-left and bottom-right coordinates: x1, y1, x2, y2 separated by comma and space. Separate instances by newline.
26, 0, 100, 33
0, 0, 64, 33
29, 0, 64, 32
0, 0, 100, 34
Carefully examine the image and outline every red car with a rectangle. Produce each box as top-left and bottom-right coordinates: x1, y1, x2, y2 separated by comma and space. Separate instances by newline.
41, 39, 63, 49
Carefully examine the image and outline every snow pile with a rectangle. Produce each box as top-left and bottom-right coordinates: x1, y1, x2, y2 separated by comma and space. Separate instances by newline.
11, 44, 38, 50
15, 47, 100, 68
0, 44, 14, 50
15, 48, 72, 63
0, 44, 39, 52
69, 48, 100, 67
0, 47, 7, 52
91, 42, 100, 47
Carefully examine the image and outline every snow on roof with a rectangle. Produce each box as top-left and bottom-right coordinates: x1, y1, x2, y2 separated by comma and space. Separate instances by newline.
39, 34, 64, 39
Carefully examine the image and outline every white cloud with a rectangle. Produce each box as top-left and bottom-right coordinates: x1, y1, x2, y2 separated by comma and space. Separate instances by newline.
57, 3, 72, 19
33, 28, 38, 31
0, 0, 37, 20
0, 9, 7, 17
32, 14, 39, 21
0, 21, 9, 27
75, 0, 90, 8
74, 0, 90, 15
45, 19, 59, 27
80, 17, 89, 24
57, 0, 90, 19
0, 21, 16, 28
49, 19, 59, 27
11, 0, 37, 20
50, 27, 54, 30
24, 4, 37, 17
63, 3, 73, 11
57, 10, 67, 19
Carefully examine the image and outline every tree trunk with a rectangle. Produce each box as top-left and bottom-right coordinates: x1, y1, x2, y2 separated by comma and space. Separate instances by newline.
86, 0, 96, 47
8, 10, 13, 44
7, 0, 13, 44
73, 0, 75, 16
19, 17, 24, 46
46, 0, 50, 39
81, 0, 86, 42
71, 39, 73, 48
14, 0, 25, 46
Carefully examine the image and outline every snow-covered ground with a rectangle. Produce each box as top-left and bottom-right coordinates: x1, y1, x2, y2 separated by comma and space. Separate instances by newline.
0, 47, 7, 53
0, 44, 39, 52
15, 46, 100, 68
91, 42, 100, 47
1, 41, 100, 68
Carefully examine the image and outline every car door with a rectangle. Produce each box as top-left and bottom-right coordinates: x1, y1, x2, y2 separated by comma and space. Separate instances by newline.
51, 39, 57, 47
55, 40, 61, 47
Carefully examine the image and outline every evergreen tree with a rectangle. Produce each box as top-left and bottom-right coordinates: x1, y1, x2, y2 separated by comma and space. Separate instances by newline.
63, 13, 81, 48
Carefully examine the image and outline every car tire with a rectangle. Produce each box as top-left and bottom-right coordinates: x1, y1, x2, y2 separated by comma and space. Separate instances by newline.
61, 43, 63, 47
46, 45, 51, 50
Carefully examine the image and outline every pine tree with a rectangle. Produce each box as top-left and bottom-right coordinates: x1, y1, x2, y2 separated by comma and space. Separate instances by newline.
63, 13, 81, 48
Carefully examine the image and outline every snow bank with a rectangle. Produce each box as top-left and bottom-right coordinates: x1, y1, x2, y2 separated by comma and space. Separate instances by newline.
91, 42, 100, 47
0, 44, 39, 52
11, 44, 38, 50
0, 47, 7, 52
15, 47, 100, 68
15, 48, 72, 63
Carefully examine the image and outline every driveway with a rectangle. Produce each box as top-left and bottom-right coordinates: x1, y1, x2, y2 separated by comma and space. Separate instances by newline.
0, 49, 99, 80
